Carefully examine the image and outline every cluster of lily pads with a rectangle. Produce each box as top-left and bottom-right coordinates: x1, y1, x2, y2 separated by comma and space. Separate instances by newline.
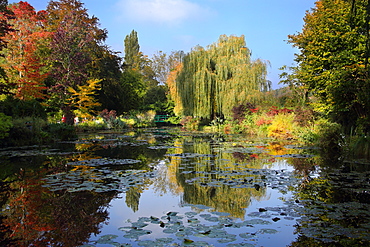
41, 158, 154, 193
84, 203, 301, 247
180, 166, 301, 191
294, 168, 370, 243
0, 146, 78, 157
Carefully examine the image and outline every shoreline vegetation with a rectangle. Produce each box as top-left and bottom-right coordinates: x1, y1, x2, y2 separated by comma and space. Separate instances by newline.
1, 98, 368, 163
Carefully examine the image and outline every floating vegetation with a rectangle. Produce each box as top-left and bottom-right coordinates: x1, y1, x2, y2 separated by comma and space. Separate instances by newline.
109, 208, 286, 246
42, 158, 154, 193
148, 145, 180, 150
165, 153, 217, 158
4, 128, 370, 246
0, 146, 79, 157
66, 158, 142, 167
182, 167, 301, 192
293, 168, 370, 244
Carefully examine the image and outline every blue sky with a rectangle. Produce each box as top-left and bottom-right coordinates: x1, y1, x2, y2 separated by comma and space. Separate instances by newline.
10, 0, 315, 89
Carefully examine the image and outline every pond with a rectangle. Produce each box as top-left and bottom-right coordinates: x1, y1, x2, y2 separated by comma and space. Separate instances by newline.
1, 127, 370, 247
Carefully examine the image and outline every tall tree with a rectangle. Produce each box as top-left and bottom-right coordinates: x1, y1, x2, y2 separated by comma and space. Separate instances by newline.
151, 50, 185, 85
288, 0, 370, 131
123, 30, 140, 69
0, 0, 13, 95
46, 0, 106, 118
171, 35, 269, 120
0, 2, 50, 100
122, 30, 164, 112
46, 0, 106, 42
93, 46, 126, 114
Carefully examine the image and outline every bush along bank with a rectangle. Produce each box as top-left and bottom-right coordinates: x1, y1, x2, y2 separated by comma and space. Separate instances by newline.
0, 117, 77, 147
181, 104, 357, 159
0, 109, 159, 147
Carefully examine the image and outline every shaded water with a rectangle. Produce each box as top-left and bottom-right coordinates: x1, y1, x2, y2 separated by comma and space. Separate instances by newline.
1, 127, 369, 246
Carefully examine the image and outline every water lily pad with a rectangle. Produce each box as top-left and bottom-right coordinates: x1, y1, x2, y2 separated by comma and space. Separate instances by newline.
163, 228, 177, 234
243, 219, 271, 225
95, 234, 118, 244
132, 222, 148, 228
205, 216, 219, 222
185, 211, 197, 217
137, 240, 157, 246
188, 218, 200, 224
239, 233, 254, 239
227, 243, 255, 247
218, 236, 237, 243
258, 228, 279, 234
166, 211, 178, 216
156, 238, 174, 243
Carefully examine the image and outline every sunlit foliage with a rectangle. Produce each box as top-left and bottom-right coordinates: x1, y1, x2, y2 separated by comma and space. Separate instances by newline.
171, 35, 270, 120
68, 79, 101, 119
1, 1, 50, 100
288, 0, 370, 132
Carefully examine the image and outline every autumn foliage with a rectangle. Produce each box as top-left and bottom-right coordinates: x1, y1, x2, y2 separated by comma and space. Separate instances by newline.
3, 2, 50, 100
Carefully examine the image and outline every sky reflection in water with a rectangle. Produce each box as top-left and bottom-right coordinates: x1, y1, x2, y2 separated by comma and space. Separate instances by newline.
1, 128, 369, 246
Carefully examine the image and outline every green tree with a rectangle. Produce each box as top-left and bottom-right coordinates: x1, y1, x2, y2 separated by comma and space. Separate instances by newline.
122, 30, 167, 112
123, 29, 140, 69
119, 69, 145, 112
93, 47, 126, 114
288, 0, 370, 132
172, 35, 269, 121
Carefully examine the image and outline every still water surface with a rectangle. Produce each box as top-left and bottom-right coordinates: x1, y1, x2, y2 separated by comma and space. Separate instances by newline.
1, 127, 369, 246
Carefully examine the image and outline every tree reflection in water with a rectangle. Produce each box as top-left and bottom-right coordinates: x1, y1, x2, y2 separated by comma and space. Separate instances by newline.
0, 156, 116, 247
290, 157, 370, 246
161, 136, 268, 219
0, 128, 369, 246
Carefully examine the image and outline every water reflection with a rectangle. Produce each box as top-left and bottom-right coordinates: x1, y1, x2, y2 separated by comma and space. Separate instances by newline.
0, 128, 369, 246
291, 159, 370, 246
0, 158, 115, 247
164, 136, 268, 219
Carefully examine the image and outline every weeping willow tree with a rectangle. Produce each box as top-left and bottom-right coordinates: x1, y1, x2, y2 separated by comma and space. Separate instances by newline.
171, 35, 269, 120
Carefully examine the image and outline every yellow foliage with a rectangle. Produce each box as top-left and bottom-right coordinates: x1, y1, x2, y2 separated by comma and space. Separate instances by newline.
166, 63, 183, 116
68, 79, 102, 119
267, 113, 296, 139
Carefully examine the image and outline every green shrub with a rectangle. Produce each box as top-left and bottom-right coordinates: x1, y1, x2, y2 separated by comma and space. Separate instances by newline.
296, 126, 318, 144
47, 110, 63, 124
47, 123, 77, 141
6, 117, 48, 145
0, 96, 46, 119
119, 117, 136, 128
313, 118, 343, 151
167, 115, 181, 125
76, 118, 107, 131
350, 135, 370, 159
0, 113, 12, 139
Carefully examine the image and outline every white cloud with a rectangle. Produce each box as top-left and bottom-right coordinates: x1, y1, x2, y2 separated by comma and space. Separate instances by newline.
117, 0, 212, 25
